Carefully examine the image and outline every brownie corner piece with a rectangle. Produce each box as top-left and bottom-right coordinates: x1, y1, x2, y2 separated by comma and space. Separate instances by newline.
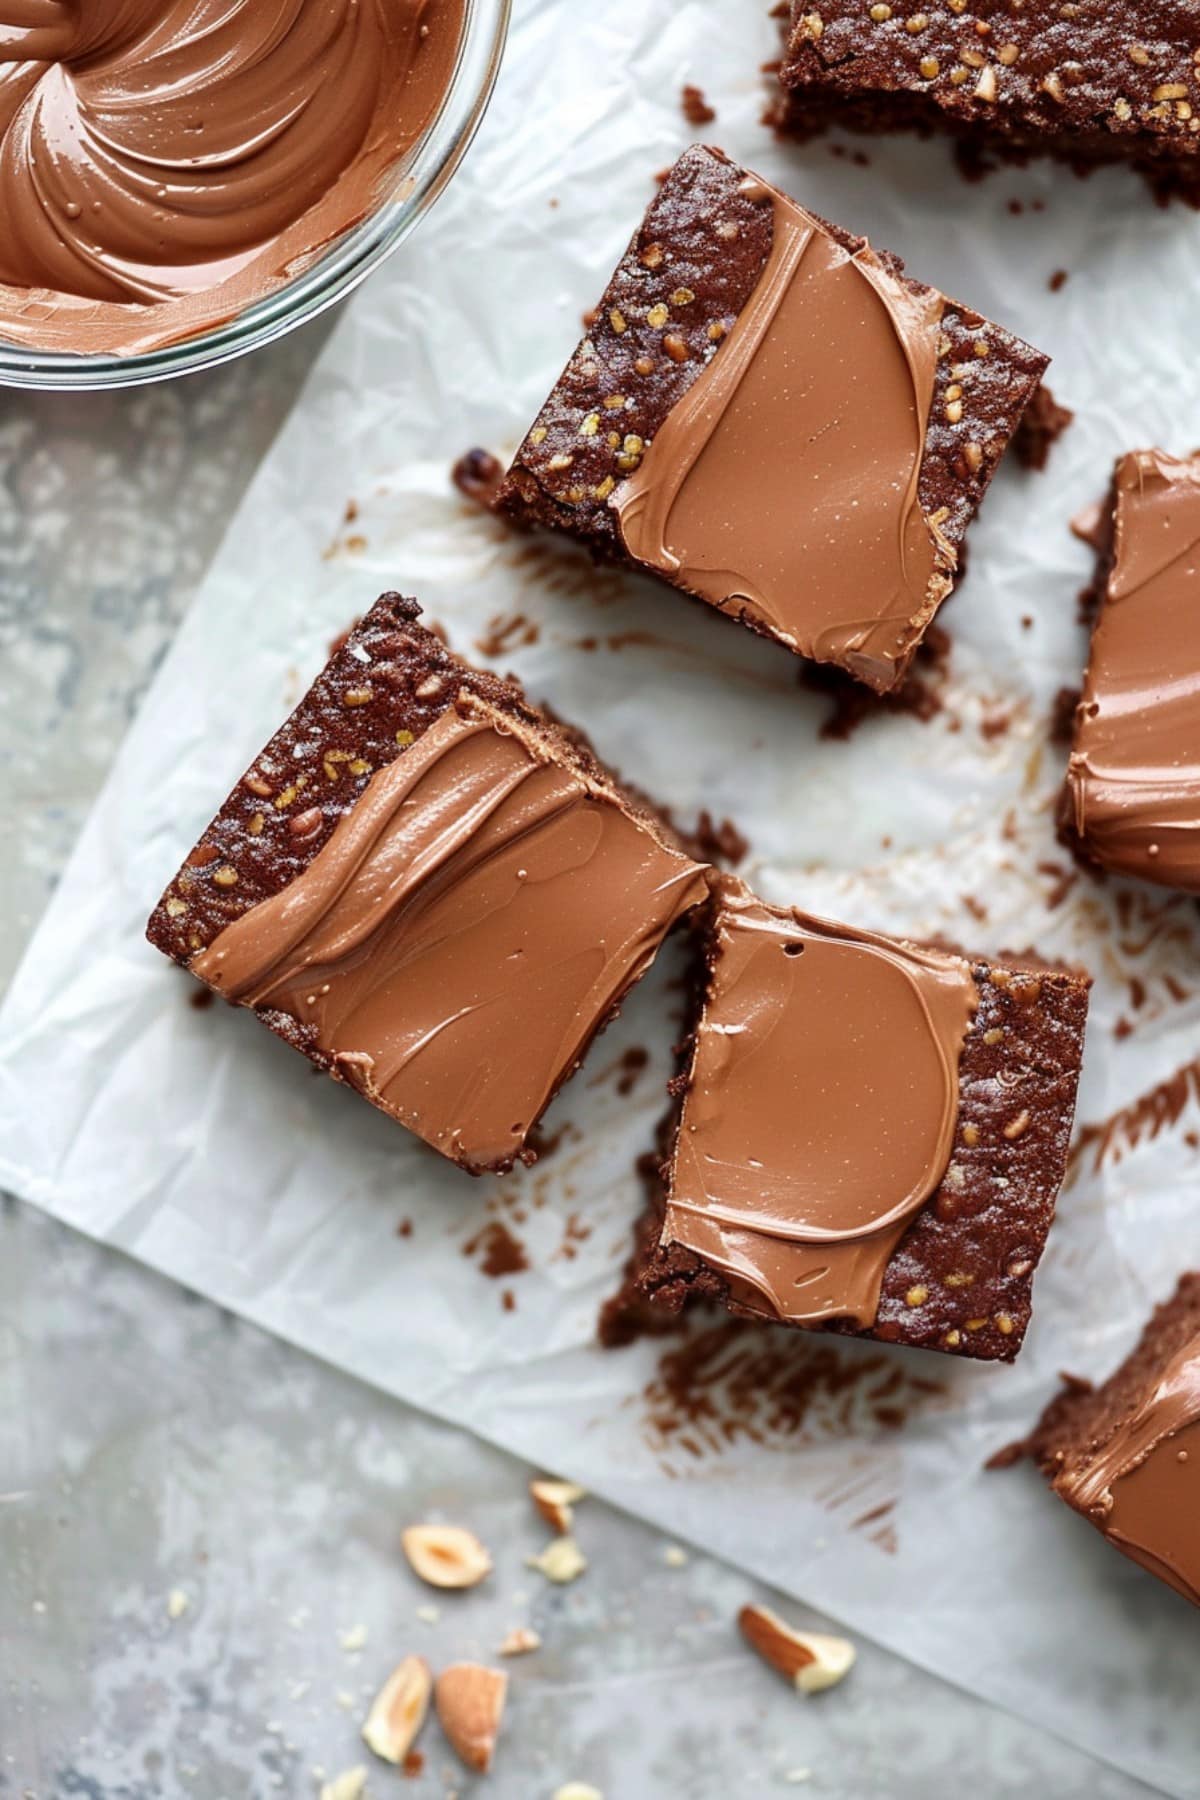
147, 592, 709, 1176
631, 878, 1089, 1362
775, 0, 1200, 205
1020, 1273, 1200, 1606
498, 143, 1046, 696
1061, 447, 1200, 895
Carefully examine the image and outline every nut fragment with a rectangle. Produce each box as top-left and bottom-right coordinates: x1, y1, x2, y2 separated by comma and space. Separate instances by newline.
738, 1606, 856, 1694
499, 1625, 541, 1656
973, 62, 997, 98
526, 1536, 587, 1584
401, 1524, 492, 1590
212, 865, 238, 888
435, 1663, 507, 1773
320, 1769, 368, 1800
530, 1476, 585, 1535
361, 1655, 431, 1765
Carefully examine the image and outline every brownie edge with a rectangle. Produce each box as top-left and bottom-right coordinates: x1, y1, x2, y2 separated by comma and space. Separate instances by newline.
629, 897, 1090, 1363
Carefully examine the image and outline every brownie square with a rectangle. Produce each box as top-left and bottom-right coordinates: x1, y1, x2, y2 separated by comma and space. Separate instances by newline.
146, 593, 709, 1176
497, 144, 1047, 696
628, 876, 1090, 1362
1061, 448, 1200, 894
1015, 1274, 1200, 1606
774, 0, 1200, 206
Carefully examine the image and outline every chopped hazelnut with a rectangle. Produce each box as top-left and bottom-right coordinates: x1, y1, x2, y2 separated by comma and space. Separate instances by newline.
646, 302, 670, 329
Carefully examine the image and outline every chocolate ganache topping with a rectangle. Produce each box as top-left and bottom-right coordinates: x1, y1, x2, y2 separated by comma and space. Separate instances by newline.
1066, 449, 1200, 893
1062, 1334, 1200, 1607
663, 881, 977, 1326
614, 174, 955, 695
191, 700, 708, 1173
0, 0, 464, 356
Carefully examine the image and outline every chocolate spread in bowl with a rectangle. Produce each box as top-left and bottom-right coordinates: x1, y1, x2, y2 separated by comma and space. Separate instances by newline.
0, 0, 465, 357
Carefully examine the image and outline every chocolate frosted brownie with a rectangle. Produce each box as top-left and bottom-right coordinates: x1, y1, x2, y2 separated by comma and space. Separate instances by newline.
497, 145, 1047, 696
146, 594, 709, 1176
627, 876, 1090, 1361
1061, 449, 1200, 893
1013, 1274, 1200, 1605
775, 0, 1200, 205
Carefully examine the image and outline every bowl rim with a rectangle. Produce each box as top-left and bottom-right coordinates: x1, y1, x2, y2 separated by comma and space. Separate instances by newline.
0, 0, 511, 392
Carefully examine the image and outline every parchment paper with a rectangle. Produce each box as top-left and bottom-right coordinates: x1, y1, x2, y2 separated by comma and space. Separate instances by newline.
3, 0, 1200, 1788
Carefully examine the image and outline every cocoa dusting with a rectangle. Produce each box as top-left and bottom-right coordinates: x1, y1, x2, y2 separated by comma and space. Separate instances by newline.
474, 612, 541, 659
693, 810, 750, 866
640, 1319, 946, 1465
681, 83, 716, 126
1037, 859, 1078, 910
1012, 384, 1074, 472
554, 1212, 593, 1262
961, 894, 988, 923
463, 1220, 529, 1278
587, 1045, 651, 1097
799, 622, 950, 740
451, 447, 505, 510
1068, 1059, 1200, 1182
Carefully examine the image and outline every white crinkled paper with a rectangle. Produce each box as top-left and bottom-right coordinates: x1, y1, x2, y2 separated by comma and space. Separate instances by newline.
3, 0, 1200, 1788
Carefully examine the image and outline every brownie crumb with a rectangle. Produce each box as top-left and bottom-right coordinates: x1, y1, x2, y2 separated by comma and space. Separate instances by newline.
694, 810, 750, 866
1013, 384, 1074, 472
452, 447, 505, 510
1049, 269, 1069, 293
681, 83, 716, 126
474, 612, 540, 659
188, 987, 214, 1011
463, 1220, 529, 1279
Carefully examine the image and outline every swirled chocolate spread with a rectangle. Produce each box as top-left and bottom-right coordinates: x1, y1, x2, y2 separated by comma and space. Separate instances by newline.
147, 594, 708, 1176
1022, 1274, 1200, 1607
1064, 450, 1200, 894
0, 0, 464, 357
663, 883, 977, 1327
618, 876, 1091, 1362
498, 146, 1048, 696
613, 178, 952, 692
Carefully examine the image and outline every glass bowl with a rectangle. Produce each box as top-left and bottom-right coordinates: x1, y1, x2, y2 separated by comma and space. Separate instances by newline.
0, 0, 510, 392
